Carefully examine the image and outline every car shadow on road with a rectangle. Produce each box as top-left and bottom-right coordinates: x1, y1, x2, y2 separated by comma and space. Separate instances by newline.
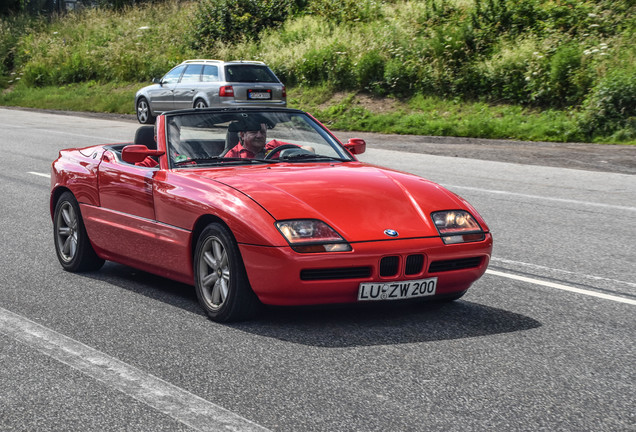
232, 301, 541, 347
90, 263, 541, 348
86, 262, 205, 316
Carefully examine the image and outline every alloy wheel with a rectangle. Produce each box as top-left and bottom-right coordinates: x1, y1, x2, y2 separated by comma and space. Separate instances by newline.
198, 236, 230, 310
137, 99, 150, 123
56, 201, 78, 263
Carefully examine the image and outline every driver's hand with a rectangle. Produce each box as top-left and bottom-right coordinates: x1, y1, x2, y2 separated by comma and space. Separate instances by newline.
300, 145, 315, 153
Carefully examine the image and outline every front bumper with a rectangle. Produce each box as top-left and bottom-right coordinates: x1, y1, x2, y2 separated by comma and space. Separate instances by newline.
239, 234, 492, 306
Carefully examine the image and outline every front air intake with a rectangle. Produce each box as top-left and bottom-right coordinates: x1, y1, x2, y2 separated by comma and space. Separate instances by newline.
300, 267, 372, 281
428, 257, 483, 273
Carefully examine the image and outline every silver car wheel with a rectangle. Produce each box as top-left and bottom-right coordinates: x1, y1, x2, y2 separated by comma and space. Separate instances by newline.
137, 98, 151, 123
55, 201, 78, 263
194, 99, 207, 109
198, 236, 230, 310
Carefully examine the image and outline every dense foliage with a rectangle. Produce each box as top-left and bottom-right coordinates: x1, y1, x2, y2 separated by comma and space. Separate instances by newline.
1, 0, 634, 142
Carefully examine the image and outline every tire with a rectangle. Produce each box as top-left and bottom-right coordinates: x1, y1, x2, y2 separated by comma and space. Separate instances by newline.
136, 97, 156, 124
194, 98, 208, 109
53, 192, 105, 272
193, 223, 260, 322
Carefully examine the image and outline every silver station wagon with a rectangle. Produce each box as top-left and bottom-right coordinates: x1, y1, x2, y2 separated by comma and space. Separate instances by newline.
135, 59, 287, 124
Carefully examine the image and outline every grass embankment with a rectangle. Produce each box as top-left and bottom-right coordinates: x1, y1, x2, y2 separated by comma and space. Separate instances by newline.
1, 0, 634, 144
2, 82, 581, 142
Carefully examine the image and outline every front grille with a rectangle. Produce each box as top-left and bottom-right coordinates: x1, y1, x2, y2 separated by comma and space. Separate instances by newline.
405, 254, 424, 275
379, 256, 400, 277
300, 267, 372, 281
428, 257, 483, 273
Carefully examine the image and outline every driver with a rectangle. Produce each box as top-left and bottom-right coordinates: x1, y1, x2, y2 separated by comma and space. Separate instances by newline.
225, 122, 279, 159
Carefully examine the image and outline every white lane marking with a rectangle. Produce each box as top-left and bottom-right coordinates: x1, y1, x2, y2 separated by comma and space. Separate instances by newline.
0, 307, 270, 432
486, 270, 636, 305
28, 171, 51, 178
491, 257, 636, 288
443, 184, 636, 212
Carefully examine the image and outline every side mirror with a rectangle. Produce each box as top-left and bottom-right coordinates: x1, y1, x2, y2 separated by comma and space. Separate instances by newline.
344, 138, 366, 155
122, 145, 165, 164
152, 77, 162, 85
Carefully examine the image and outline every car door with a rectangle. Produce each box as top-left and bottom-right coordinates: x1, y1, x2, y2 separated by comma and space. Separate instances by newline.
150, 65, 186, 112
95, 150, 158, 265
173, 64, 203, 110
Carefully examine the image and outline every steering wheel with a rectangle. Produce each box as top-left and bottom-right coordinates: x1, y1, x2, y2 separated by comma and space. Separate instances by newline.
265, 144, 300, 159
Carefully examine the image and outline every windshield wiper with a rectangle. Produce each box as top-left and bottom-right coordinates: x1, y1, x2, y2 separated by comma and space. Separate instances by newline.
280, 154, 349, 162
174, 157, 280, 166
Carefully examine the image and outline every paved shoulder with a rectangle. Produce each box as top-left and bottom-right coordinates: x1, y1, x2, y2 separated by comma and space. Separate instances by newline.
334, 131, 636, 175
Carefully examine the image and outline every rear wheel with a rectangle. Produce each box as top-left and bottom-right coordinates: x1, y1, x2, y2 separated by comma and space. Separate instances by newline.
53, 192, 104, 272
136, 97, 155, 124
194, 98, 208, 109
194, 223, 260, 322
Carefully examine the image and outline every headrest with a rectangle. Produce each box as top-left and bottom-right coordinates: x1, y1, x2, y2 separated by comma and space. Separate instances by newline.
227, 115, 272, 132
134, 125, 156, 150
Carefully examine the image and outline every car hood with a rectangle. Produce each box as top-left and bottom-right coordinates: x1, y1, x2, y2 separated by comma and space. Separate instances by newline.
190, 162, 469, 242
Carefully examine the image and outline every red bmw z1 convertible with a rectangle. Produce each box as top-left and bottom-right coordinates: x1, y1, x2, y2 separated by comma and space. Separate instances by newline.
50, 108, 493, 322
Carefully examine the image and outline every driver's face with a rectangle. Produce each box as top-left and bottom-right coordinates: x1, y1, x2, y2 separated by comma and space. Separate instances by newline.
241, 124, 267, 154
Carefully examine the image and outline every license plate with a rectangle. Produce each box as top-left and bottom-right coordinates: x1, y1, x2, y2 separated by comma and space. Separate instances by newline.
358, 277, 437, 301
248, 89, 272, 100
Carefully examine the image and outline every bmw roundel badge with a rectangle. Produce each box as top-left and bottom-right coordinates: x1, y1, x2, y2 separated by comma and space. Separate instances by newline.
384, 229, 399, 237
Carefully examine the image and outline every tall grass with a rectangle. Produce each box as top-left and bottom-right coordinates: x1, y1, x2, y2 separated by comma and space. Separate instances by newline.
14, 2, 197, 86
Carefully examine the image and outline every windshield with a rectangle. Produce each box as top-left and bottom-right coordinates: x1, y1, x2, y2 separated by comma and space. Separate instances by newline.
164, 110, 354, 168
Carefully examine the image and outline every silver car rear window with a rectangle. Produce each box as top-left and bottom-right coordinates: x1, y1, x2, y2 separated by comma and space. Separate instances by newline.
225, 65, 278, 83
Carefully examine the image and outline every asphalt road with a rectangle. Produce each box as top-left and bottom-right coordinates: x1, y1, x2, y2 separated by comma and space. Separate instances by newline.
1, 107, 634, 431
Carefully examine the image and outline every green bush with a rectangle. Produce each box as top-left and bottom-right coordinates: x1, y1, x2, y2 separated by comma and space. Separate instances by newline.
384, 57, 420, 97
304, 0, 386, 23
547, 43, 590, 107
190, 0, 295, 48
355, 51, 384, 93
579, 70, 636, 138
294, 43, 355, 90
0, 14, 42, 84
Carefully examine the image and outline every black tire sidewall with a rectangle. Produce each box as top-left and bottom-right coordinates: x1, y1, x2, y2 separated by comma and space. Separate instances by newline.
53, 192, 103, 272
193, 223, 257, 322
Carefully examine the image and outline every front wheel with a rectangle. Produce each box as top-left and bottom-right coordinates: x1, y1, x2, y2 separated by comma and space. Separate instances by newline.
53, 192, 104, 272
194, 223, 260, 322
136, 97, 155, 124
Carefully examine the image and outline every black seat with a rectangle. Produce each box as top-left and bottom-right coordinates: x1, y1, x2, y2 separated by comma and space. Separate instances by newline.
225, 130, 240, 151
225, 121, 241, 152
134, 125, 156, 150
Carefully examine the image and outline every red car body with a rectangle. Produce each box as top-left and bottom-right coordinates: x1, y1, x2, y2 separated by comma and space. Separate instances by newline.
51, 108, 492, 320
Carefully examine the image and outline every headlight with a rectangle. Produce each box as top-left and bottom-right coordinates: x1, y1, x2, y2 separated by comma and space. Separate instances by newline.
431, 210, 485, 244
275, 219, 352, 253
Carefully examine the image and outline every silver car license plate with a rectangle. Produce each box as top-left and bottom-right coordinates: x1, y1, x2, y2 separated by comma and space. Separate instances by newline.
248, 89, 272, 100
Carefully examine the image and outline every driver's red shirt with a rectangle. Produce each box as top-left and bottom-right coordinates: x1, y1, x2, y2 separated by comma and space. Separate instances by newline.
225, 140, 281, 158
136, 156, 158, 167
